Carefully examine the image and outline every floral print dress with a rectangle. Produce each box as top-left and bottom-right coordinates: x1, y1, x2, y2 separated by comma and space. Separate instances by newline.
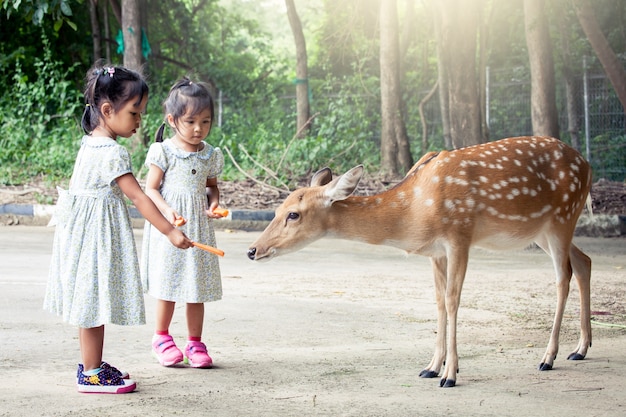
44, 136, 146, 328
140, 139, 224, 303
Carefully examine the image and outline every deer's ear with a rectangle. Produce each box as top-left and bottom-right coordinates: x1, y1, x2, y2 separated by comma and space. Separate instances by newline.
324, 165, 363, 203
311, 167, 333, 186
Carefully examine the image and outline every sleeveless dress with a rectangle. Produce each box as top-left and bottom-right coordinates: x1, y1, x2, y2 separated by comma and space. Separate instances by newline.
44, 136, 146, 328
140, 139, 224, 303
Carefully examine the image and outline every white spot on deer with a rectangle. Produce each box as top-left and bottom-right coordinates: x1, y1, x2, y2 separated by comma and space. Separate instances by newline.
529, 205, 552, 218
493, 183, 502, 190
563, 194, 570, 202
522, 187, 529, 195
570, 163, 580, 172
413, 186, 423, 197
516, 149, 524, 155
570, 183, 576, 192
487, 207, 498, 216
509, 177, 520, 183
445, 199, 456, 210
554, 150, 563, 160
559, 171, 565, 179
480, 189, 488, 196
530, 189, 538, 197
432, 175, 440, 183
375, 197, 383, 205
479, 176, 489, 183
466, 198, 475, 208
424, 198, 434, 207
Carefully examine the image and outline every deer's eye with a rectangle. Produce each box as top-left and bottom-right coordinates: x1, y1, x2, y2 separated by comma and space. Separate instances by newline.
287, 212, 300, 221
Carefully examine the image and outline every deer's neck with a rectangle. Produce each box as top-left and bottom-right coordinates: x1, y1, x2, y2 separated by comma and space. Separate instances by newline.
327, 184, 437, 251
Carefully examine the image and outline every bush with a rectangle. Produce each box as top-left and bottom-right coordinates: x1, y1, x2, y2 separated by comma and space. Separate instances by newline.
0, 33, 81, 185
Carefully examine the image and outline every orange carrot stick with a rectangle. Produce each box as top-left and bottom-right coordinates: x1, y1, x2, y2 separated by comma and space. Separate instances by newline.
213, 207, 229, 217
191, 241, 225, 257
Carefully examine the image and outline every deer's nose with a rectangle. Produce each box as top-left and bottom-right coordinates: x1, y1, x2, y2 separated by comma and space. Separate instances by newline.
247, 248, 257, 260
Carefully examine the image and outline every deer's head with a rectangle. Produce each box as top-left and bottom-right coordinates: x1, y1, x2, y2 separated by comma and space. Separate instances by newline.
247, 165, 364, 261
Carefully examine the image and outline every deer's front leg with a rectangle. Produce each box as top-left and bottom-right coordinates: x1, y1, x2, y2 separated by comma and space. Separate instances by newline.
420, 256, 448, 379
438, 246, 470, 388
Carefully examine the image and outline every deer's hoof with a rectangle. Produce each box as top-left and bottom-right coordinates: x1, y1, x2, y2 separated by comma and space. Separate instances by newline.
538, 362, 553, 371
247, 248, 257, 260
439, 378, 456, 388
567, 352, 585, 361
419, 370, 439, 378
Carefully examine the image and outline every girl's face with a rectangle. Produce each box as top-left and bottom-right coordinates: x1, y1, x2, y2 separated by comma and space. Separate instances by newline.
101, 95, 148, 139
168, 107, 212, 152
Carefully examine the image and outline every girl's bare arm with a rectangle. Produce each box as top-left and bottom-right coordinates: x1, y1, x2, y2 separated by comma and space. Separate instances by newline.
116, 173, 191, 249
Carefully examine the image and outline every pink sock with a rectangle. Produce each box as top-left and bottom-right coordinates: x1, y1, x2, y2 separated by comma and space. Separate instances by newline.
156, 330, 169, 336
188, 336, 201, 342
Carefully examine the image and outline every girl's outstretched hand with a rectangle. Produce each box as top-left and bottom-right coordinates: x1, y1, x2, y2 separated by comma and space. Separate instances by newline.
167, 228, 193, 249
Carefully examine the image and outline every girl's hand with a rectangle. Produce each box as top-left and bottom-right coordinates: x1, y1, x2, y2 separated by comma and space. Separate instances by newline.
164, 208, 181, 225
166, 228, 193, 249
205, 202, 222, 219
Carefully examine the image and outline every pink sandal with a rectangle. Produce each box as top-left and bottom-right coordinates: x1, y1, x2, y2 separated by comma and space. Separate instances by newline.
152, 335, 183, 367
184, 341, 213, 368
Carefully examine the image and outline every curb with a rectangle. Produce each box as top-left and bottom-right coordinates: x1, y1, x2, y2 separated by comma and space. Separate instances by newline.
1, 203, 625, 237
0, 204, 276, 231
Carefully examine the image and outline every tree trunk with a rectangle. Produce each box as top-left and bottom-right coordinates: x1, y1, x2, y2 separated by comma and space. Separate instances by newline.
524, 0, 559, 138
103, 1, 111, 62
432, 0, 483, 149
556, 0, 581, 150
121, 0, 142, 71
573, 0, 626, 115
380, 0, 413, 179
89, 0, 101, 61
285, 0, 310, 137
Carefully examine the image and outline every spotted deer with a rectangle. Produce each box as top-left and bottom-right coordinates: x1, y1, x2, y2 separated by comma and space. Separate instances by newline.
247, 136, 593, 388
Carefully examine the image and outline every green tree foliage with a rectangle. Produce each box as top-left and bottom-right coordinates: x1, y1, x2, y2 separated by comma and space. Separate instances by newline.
1, 0, 77, 29
0, 32, 82, 184
0, 0, 624, 188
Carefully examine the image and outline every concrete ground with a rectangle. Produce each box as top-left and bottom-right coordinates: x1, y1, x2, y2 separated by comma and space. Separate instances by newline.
0, 225, 625, 417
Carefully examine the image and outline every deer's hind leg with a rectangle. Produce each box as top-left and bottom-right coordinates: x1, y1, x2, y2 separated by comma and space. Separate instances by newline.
534, 234, 574, 371
567, 243, 592, 361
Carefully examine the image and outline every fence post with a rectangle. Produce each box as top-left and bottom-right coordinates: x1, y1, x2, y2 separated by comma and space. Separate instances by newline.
485, 66, 490, 131
582, 56, 591, 161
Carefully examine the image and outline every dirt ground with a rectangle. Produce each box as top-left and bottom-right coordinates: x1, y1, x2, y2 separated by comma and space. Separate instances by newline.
0, 226, 625, 417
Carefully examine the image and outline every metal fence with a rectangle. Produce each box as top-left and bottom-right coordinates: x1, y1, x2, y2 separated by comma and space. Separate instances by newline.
485, 56, 625, 181
216, 56, 625, 181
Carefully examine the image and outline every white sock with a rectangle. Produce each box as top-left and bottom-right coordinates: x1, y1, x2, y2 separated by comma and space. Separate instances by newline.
82, 367, 102, 376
